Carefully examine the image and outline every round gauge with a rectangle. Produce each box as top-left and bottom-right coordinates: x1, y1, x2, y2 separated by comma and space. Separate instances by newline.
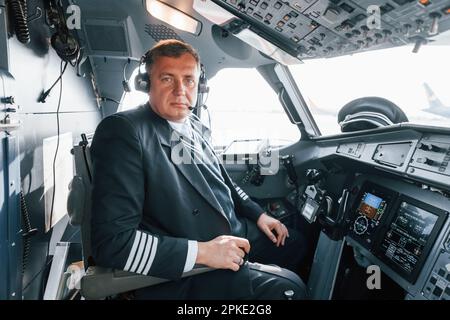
354, 216, 369, 235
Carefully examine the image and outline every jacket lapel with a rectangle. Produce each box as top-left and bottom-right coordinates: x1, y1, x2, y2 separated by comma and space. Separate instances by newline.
147, 106, 227, 219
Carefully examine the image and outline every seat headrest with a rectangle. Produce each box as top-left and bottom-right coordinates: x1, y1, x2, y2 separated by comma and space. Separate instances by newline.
337, 97, 408, 132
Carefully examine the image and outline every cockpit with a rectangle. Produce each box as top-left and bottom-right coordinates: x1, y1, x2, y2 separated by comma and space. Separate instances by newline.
1, 0, 450, 301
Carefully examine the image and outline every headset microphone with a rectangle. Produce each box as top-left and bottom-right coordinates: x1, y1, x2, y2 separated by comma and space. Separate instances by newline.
188, 104, 207, 111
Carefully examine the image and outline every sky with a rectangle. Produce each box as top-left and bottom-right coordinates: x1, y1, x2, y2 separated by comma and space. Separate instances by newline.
289, 44, 450, 135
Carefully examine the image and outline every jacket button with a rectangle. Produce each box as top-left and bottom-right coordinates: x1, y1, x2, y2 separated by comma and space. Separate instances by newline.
192, 209, 199, 216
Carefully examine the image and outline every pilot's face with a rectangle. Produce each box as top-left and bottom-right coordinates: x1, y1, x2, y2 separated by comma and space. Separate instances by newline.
148, 53, 199, 123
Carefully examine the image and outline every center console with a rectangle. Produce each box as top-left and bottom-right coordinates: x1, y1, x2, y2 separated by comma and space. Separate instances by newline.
346, 175, 450, 298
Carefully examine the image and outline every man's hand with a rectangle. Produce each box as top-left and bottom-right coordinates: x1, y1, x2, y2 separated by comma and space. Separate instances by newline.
256, 213, 289, 247
197, 235, 250, 272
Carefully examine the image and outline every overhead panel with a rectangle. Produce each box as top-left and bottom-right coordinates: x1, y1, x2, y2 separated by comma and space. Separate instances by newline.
207, 0, 450, 61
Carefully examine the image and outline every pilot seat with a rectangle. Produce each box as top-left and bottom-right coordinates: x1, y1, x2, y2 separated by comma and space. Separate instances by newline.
67, 134, 211, 299
67, 134, 305, 300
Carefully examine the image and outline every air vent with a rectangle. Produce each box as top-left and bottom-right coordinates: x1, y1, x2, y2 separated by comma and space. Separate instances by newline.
83, 18, 132, 57
145, 24, 183, 42
86, 25, 128, 52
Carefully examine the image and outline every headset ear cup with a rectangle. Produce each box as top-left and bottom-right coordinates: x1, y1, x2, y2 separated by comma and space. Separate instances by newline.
134, 53, 150, 93
145, 75, 150, 92
134, 71, 150, 93
51, 31, 80, 62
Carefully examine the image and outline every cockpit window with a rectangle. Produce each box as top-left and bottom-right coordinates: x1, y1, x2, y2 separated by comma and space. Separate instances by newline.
289, 44, 450, 136
121, 67, 301, 149
202, 68, 301, 149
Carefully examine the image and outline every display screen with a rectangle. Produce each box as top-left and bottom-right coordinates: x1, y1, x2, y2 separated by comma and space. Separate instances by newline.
351, 187, 391, 241
379, 202, 438, 276
223, 139, 267, 155
358, 192, 385, 220
303, 202, 316, 220
301, 198, 319, 223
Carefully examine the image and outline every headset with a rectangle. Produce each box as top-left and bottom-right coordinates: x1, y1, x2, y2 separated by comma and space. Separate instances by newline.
48, 0, 80, 64
51, 30, 80, 63
134, 53, 209, 109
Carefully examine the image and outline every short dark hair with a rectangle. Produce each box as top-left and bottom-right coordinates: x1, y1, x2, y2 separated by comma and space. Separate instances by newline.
143, 39, 200, 74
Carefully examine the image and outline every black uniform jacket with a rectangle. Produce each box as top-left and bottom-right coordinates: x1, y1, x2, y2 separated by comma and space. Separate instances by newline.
90, 104, 264, 282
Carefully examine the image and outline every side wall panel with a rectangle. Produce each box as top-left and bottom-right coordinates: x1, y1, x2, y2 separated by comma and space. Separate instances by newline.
3, 11, 102, 298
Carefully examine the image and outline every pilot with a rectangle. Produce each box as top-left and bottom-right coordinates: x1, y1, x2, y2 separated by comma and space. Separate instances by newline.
90, 39, 307, 299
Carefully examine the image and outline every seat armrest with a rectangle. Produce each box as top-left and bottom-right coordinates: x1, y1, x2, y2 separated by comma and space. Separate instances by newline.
80, 266, 212, 300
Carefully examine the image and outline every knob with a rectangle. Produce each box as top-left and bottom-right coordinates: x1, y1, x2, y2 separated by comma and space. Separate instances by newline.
429, 12, 441, 36
418, 143, 431, 151
237, 2, 246, 11
1, 96, 15, 104
415, 19, 424, 33
284, 290, 295, 300
418, 143, 442, 152
429, 144, 442, 152
403, 23, 412, 36
417, 157, 435, 165
411, 36, 427, 53
382, 29, 392, 36
306, 169, 323, 183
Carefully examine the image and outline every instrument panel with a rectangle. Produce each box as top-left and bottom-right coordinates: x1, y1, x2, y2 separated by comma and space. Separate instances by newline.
311, 126, 450, 299
350, 182, 394, 245
346, 175, 449, 296
334, 130, 450, 189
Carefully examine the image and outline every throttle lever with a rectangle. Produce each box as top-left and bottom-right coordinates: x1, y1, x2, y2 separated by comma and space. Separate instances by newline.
323, 188, 349, 227
336, 188, 349, 224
